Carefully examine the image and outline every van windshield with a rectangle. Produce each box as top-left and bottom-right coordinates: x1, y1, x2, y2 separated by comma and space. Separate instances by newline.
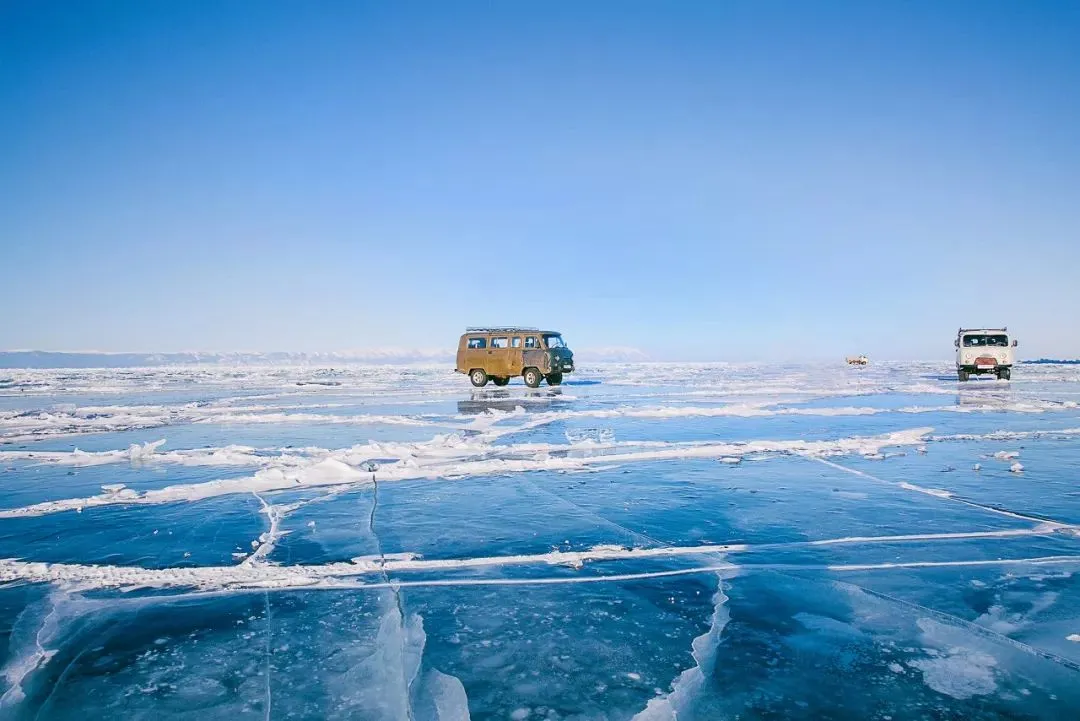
543, 334, 566, 349
963, 335, 1009, 347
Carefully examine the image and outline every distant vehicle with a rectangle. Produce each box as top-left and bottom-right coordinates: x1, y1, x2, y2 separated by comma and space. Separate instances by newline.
955, 327, 1017, 381
456, 327, 575, 388
846, 355, 869, 366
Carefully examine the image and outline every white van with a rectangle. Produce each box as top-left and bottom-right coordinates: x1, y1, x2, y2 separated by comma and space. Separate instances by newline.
955, 328, 1017, 381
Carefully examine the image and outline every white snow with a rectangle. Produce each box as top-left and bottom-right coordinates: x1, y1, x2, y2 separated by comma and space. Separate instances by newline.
0, 428, 934, 518
0, 400, 442, 443
1, 532, 1074, 593
3, 366, 1078, 445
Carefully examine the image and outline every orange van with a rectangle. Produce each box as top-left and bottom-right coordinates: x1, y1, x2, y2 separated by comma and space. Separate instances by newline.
455, 327, 574, 388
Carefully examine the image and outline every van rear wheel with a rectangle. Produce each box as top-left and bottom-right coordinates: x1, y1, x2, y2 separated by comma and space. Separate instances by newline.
958, 369, 969, 382
523, 368, 542, 388
492, 376, 510, 386
470, 369, 488, 387
998, 368, 1011, 381
546, 373, 563, 386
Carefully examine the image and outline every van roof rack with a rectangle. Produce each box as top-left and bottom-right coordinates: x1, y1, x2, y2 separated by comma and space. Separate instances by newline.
958, 327, 1007, 334
465, 326, 541, 333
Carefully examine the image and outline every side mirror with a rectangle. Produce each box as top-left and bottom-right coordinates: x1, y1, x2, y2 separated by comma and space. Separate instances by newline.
1012, 340, 1018, 347
954, 340, 959, 348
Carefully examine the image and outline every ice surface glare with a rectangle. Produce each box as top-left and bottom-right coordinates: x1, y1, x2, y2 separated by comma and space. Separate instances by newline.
1, 361, 1080, 717
2, 397, 1078, 447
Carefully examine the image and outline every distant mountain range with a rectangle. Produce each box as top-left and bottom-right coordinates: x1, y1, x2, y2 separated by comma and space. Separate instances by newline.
1021, 358, 1080, 365
0, 347, 649, 369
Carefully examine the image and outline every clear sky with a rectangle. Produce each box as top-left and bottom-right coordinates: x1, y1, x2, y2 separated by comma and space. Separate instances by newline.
2, 1, 1078, 360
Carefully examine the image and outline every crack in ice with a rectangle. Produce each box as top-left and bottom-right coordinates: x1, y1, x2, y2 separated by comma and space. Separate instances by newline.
812, 457, 1080, 529
1, 530, 1077, 592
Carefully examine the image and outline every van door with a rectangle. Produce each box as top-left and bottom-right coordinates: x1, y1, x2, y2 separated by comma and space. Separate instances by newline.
507, 336, 525, 376
463, 335, 488, 373
489, 336, 511, 377
522, 334, 544, 374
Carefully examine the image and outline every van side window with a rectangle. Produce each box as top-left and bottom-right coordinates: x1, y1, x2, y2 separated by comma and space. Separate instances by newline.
524, 336, 538, 348
467, 337, 487, 349
491, 337, 509, 349
511, 337, 522, 348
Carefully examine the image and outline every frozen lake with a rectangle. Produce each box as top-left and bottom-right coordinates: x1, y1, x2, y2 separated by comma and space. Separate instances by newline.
1, 361, 1079, 720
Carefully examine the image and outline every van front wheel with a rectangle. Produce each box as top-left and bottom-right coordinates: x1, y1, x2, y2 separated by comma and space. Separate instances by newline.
546, 373, 563, 386
470, 369, 489, 387
523, 368, 542, 388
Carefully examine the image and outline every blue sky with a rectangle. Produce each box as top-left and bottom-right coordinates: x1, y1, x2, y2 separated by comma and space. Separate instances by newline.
2, 1, 1078, 360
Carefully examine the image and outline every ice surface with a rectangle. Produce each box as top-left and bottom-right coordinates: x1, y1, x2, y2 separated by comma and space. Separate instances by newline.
1, 361, 1079, 718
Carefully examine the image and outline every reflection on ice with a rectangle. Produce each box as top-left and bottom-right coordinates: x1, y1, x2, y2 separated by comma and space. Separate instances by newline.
456, 388, 568, 416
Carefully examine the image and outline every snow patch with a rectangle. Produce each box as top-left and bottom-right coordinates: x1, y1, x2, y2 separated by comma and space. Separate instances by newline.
909, 618, 999, 701
0, 428, 934, 518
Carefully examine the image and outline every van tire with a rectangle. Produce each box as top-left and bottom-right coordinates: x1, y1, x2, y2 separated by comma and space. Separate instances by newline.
998, 368, 1011, 381
470, 369, 488, 387
523, 368, 542, 388
546, 373, 563, 386
492, 376, 510, 386
958, 369, 969, 382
